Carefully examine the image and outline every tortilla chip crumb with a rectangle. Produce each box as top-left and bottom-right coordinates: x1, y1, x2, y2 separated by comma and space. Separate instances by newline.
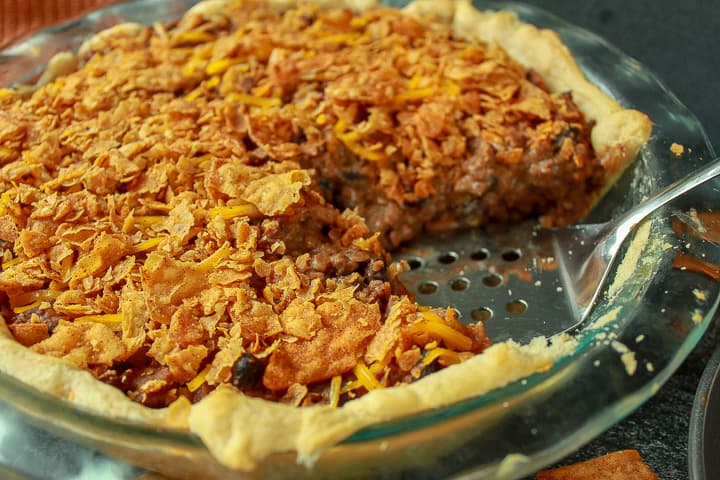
670, 142, 684, 157
535, 450, 659, 480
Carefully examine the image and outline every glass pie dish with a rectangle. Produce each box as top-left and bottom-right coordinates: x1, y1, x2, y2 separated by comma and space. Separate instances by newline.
0, 1, 717, 479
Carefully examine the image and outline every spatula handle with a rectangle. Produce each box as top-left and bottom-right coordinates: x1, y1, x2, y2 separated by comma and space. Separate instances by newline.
617, 158, 720, 237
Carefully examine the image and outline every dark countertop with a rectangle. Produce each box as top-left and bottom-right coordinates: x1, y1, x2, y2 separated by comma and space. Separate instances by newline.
0, 1, 718, 479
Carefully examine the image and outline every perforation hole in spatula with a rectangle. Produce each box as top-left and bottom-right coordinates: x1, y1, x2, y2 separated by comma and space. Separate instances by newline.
394, 224, 578, 343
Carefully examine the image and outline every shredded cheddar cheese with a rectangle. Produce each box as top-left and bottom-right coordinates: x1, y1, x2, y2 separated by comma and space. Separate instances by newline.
209, 204, 260, 220
176, 30, 216, 44
0, 190, 14, 213
188, 365, 211, 392
132, 236, 166, 253
205, 75, 221, 89
335, 121, 387, 162
352, 360, 384, 391
394, 86, 437, 103
2, 257, 22, 270
408, 312, 474, 351
184, 87, 204, 102
422, 347, 462, 367
0, 145, 15, 161
12, 301, 45, 314
131, 215, 167, 227
205, 58, 241, 76
318, 33, 368, 45
329, 375, 342, 407
342, 141, 386, 162
227, 92, 281, 108
74, 313, 122, 324
199, 242, 232, 270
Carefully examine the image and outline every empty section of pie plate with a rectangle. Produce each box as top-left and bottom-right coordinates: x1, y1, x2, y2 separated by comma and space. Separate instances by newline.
396, 160, 720, 345
0, 1, 718, 479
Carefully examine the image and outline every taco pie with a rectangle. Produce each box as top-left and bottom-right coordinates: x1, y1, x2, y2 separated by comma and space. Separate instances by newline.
0, 0, 651, 470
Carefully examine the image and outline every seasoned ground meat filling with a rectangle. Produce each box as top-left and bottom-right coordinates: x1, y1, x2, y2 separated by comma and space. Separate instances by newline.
0, 1, 602, 407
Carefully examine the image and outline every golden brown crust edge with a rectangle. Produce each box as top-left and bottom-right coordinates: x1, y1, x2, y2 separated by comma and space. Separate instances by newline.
0, 322, 169, 425
0, 0, 651, 472
406, 0, 652, 195
0, 316, 576, 472
189, 336, 577, 471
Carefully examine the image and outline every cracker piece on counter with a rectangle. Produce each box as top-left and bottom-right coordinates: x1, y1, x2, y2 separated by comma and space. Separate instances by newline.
535, 449, 660, 480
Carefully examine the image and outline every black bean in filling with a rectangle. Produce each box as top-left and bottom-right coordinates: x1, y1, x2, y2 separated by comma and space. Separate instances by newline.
231, 353, 266, 390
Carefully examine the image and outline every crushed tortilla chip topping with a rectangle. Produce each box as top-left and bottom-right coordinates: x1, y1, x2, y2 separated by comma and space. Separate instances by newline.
0, 0, 602, 407
670, 142, 684, 157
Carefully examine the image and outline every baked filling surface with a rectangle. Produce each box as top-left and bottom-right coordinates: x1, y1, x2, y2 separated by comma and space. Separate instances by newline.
0, 0, 651, 470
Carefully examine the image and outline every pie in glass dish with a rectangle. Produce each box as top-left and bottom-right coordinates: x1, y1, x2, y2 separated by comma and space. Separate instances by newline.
0, 0, 651, 471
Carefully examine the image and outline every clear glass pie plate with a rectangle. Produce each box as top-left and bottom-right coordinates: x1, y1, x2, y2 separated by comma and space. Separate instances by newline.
0, 1, 717, 479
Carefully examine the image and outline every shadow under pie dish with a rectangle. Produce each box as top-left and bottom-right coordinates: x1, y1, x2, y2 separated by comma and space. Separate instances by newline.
0, 0, 716, 478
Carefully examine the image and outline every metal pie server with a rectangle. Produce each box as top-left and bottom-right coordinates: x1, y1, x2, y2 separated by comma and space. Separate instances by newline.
395, 159, 720, 343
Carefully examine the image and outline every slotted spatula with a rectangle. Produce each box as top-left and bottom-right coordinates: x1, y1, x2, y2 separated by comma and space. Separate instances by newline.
395, 159, 720, 343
